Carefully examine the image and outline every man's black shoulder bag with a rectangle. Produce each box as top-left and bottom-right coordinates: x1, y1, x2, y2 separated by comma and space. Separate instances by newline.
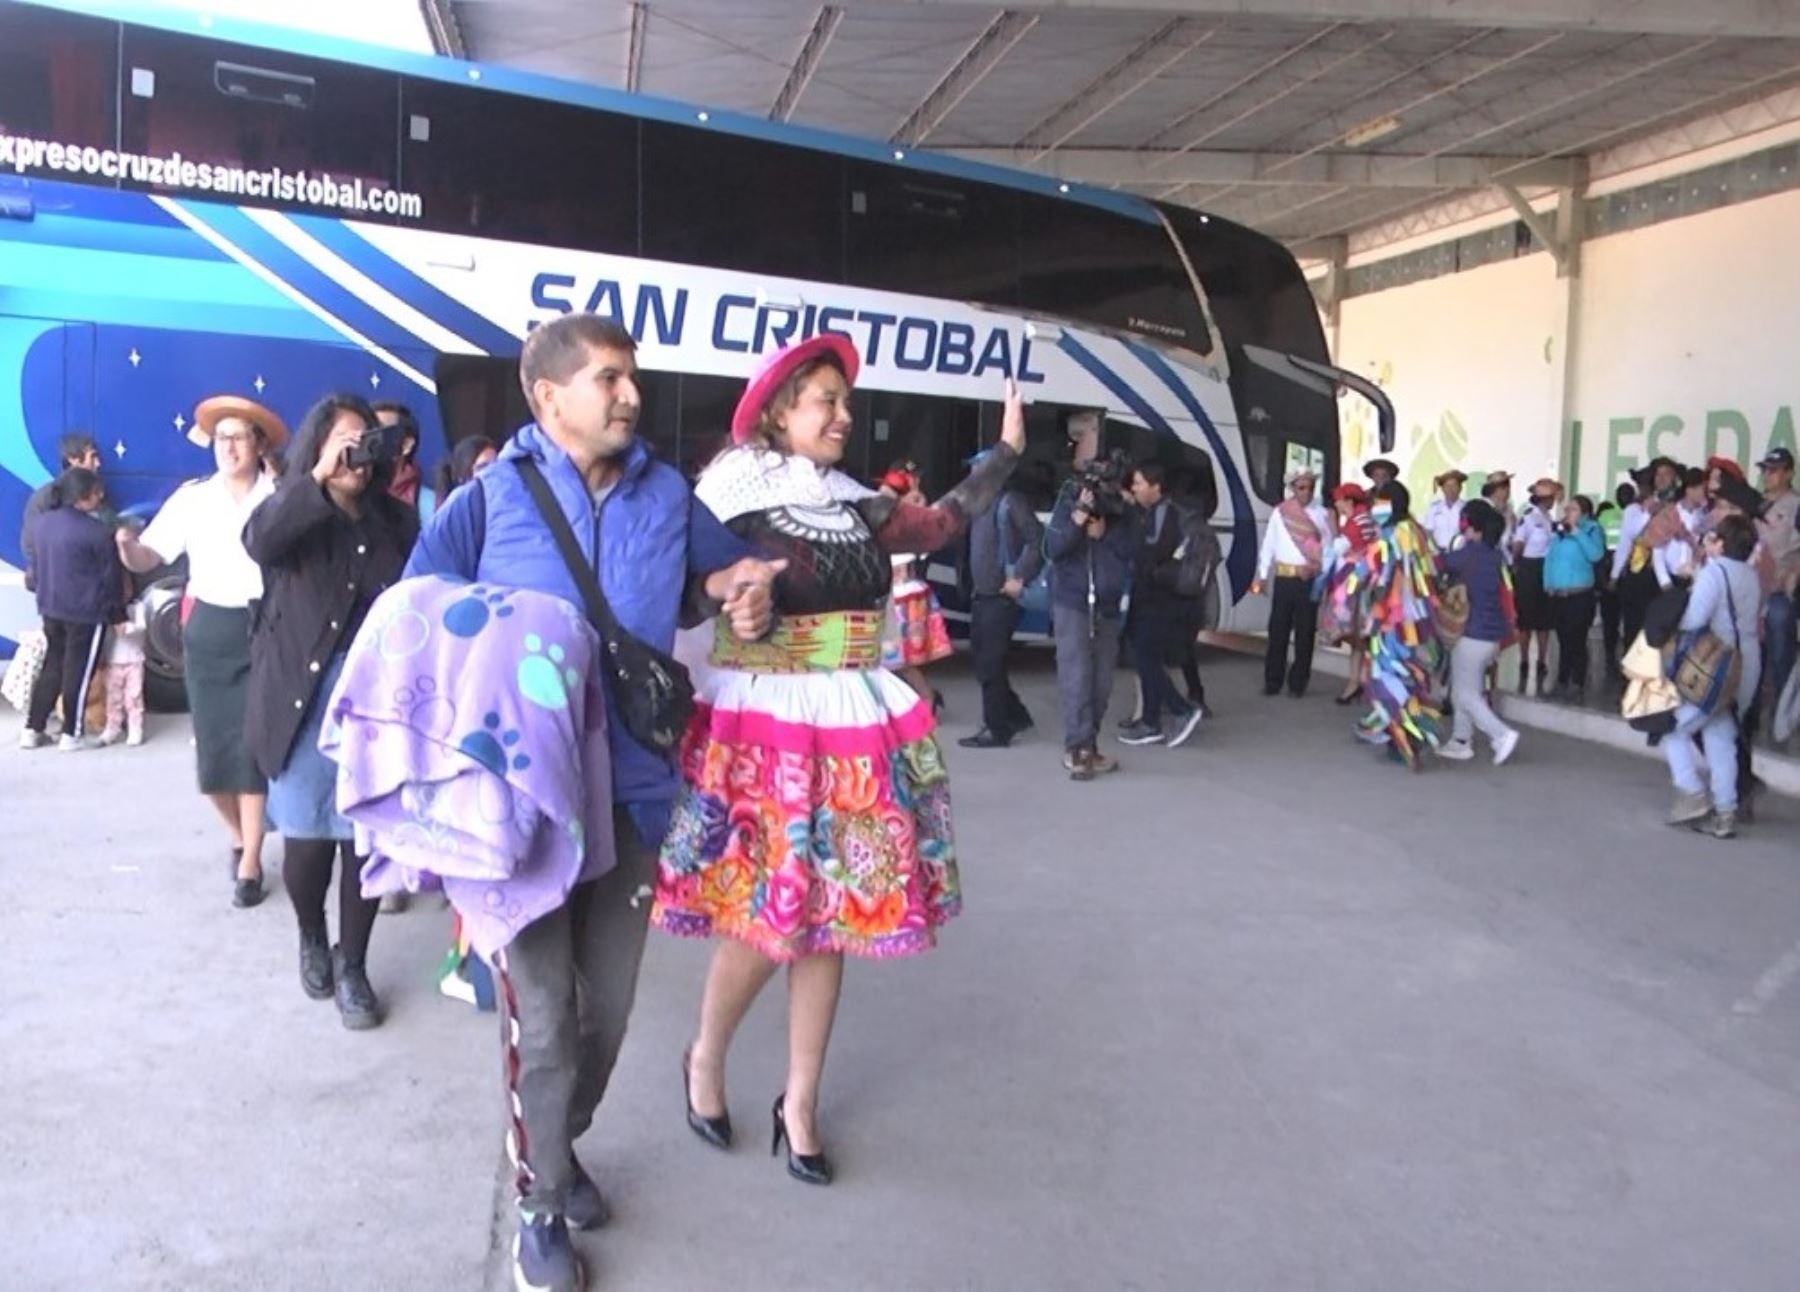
515, 458, 695, 755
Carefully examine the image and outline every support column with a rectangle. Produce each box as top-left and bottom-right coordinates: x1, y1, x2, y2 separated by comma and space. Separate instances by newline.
1310, 236, 1348, 360
1547, 161, 1588, 494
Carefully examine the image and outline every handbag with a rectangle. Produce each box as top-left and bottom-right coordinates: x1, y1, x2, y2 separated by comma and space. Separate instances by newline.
1434, 574, 1470, 649
1666, 576, 1742, 715
995, 494, 1051, 616
1619, 634, 1680, 734
515, 459, 695, 756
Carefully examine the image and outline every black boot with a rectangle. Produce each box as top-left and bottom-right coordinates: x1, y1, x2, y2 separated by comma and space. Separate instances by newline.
333, 946, 383, 1031
298, 926, 333, 1001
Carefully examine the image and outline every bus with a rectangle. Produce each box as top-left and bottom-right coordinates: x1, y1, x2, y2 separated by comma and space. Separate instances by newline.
0, 0, 1383, 707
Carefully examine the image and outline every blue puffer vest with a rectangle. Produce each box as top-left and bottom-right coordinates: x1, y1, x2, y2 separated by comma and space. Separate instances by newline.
476, 424, 691, 810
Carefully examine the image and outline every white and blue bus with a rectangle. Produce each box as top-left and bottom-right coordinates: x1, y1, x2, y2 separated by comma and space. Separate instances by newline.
0, 0, 1385, 707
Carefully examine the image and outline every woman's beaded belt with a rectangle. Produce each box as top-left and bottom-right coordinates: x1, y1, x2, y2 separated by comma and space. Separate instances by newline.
1274, 562, 1317, 579
711, 610, 886, 674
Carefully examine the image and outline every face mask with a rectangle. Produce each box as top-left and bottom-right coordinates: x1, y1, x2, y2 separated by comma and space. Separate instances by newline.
1372, 504, 1394, 524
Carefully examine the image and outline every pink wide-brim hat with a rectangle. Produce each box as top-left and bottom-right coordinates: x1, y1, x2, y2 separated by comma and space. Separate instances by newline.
730, 334, 863, 444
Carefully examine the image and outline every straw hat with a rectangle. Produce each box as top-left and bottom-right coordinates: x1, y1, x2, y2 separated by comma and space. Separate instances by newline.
195, 394, 288, 453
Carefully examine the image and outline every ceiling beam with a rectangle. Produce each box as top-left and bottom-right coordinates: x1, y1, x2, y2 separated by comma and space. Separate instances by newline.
624, 2, 646, 94
891, 11, 1039, 147
417, 0, 465, 59
873, 0, 1800, 40
1015, 17, 1219, 160
945, 147, 1581, 188
771, 5, 845, 122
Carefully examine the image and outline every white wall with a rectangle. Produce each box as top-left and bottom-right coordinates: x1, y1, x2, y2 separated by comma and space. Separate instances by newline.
1571, 188, 1800, 494
1330, 185, 1800, 502
1335, 251, 1561, 501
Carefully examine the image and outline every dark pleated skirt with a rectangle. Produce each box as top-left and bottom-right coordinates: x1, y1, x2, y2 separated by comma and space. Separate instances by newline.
183, 602, 265, 795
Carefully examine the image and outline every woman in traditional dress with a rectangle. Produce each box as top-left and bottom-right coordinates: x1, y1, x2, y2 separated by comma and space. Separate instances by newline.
116, 395, 285, 908
1349, 479, 1445, 769
654, 335, 1023, 1185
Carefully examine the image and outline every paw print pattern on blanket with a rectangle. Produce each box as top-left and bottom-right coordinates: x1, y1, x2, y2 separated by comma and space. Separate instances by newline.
518, 633, 583, 711
442, 586, 516, 638
459, 711, 531, 776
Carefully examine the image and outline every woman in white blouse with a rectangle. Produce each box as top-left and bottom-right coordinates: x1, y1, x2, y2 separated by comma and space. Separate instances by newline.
117, 395, 285, 909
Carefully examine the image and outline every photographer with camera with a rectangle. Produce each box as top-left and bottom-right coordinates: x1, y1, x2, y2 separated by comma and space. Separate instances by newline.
241, 393, 420, 1029
1251, 467, 1329, 698
1118, 462, 1207, 749
1543, 494, 1605, 703
1045, 446, 1140, 780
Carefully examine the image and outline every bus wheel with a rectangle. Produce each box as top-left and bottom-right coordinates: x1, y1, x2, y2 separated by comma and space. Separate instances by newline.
141, 575, 190, 714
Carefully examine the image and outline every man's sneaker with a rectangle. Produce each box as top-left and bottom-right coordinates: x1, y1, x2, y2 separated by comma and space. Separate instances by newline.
1437, 739, 1475, 762
513, 1211, 585, 1292
1167, 707, 1205, 749
1706, 810, 1738, 840
1491, 728, 1521, 767
566, 1158, 612, 1231
1088, 749, 1119, 775
1667, 790, 1712, 828
1117, 722, 1165, 747
18, 729, 46, 751
56, 734, 91, 752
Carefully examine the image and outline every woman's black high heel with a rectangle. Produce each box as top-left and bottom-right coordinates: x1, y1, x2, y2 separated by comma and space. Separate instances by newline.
1334, 685, 1362, 706
771, 1094, 833, 1186
682, 1050, 733, 1150
931, 689, 945, 716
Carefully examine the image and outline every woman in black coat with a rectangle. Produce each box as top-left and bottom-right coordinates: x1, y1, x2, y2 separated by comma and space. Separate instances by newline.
243, 394, 417, 1030
22, 468, 124, 750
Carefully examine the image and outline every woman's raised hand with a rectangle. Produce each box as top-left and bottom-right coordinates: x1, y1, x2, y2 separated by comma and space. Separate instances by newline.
1000, 379, 1026, 455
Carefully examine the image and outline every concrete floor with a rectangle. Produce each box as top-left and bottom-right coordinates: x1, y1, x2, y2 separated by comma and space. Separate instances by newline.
5, 650, 1800, 1291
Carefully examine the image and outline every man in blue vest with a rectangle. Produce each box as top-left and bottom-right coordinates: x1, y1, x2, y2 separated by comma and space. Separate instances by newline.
407, 313, 780, 1292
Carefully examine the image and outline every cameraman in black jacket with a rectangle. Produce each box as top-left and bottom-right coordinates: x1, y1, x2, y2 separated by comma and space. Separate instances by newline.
1045, 451, 1140, 780
1118, 462, 1206, 749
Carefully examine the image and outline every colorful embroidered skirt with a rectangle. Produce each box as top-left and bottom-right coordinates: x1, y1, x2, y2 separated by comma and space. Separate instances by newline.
652, 659, 960, 962
881, 579, 952, 670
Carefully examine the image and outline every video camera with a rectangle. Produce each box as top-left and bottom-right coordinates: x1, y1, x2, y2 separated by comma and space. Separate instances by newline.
344, 424, 396, 471
1072, 449, 1131, 519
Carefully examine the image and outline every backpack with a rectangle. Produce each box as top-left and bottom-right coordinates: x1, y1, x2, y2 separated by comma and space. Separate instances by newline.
996, 493, 1051, 616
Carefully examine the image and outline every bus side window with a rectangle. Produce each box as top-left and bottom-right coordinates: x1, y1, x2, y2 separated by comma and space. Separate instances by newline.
402, 81, 637, 252
846, 167, 1019, 306
120, 29, 399, 213
1017, 195, 1211, 352
0, 7, 117, 154
642, 123, 843, 282
864, 392, 981, 502
434, 356, 530, 454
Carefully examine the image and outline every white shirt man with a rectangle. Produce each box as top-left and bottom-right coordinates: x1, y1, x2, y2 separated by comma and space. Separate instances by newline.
1424, 471, 1467, 550
1254, 482, 1332, 582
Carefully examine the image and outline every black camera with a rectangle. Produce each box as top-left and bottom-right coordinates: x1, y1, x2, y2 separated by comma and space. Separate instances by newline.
1072, 449, 1130, 519
343, 426, 395, 471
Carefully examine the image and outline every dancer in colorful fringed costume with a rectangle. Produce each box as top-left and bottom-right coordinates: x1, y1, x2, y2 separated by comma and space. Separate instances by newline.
654, 335, 1024, 1186
1333, 479, 1445, 768
1320, 481, 1376, 704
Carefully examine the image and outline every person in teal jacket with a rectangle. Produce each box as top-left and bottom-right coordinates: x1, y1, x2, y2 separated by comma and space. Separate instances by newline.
1544, 495, 1606, 702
